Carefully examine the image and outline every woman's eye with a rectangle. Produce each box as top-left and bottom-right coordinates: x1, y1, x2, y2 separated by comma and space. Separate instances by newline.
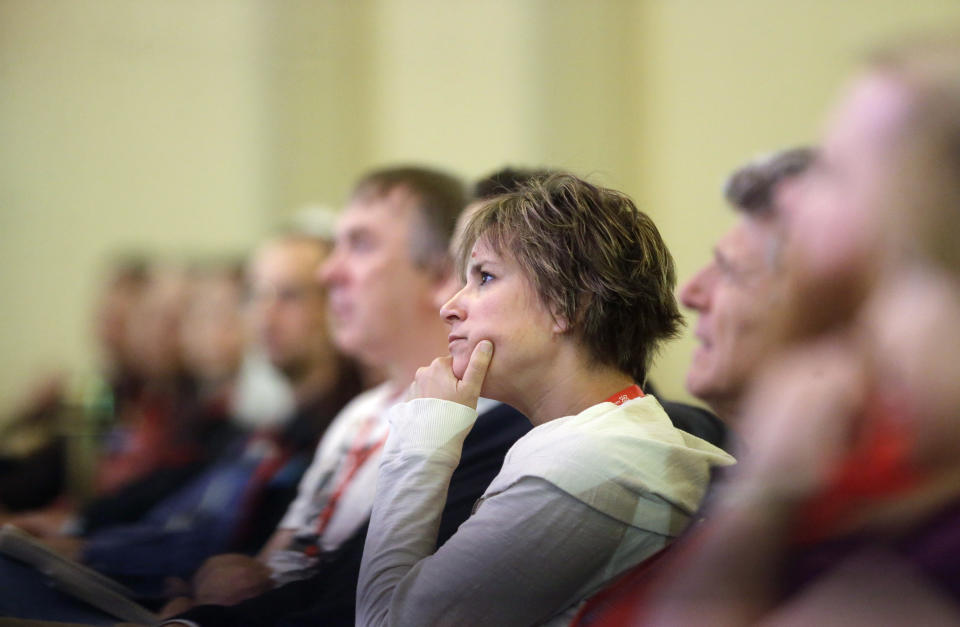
479, 271, 493, 286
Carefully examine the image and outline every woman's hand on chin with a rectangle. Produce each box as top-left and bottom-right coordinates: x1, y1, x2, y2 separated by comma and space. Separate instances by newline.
409, 340, 493, 409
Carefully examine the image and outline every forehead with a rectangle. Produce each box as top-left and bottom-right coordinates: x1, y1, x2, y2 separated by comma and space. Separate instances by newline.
467, 235, 517, 268
823, 72, 912, 158
192, 273, 240, 298
251, 241, 321, 283
716, 216, 778, 267
337, 187, 418, 238
186, 277, 241, 317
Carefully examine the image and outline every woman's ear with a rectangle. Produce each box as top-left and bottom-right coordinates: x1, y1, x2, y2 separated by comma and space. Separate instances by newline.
551, 313, 571, 334
553, 295, 589, 335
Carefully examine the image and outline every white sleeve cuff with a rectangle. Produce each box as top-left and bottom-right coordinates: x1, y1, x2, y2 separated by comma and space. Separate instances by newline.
385, 398, 478, 453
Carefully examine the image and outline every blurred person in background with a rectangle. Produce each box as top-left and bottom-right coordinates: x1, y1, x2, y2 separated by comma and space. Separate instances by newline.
92, 255, 152, 399
71, 235, 365, 592
678, 148, 815, 423
640, 30, 960, 625
230, 206, 353, 434
65, 261, 250, 537
3, 263, 238, 538
180, 262, 248, 402
0, 256, 149, 513
0, 231, 365, 624
571, 147, 815, 626
91, 263, 197, 495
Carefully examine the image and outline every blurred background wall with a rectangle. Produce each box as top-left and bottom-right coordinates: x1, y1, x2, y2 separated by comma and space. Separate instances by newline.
2, 0, 959, 418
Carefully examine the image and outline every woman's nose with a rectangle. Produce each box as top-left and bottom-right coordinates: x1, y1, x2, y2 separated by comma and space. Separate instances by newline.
440, 285, 468, 324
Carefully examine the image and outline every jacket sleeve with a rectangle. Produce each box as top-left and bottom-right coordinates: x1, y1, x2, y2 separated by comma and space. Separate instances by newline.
356, 399, 639, 627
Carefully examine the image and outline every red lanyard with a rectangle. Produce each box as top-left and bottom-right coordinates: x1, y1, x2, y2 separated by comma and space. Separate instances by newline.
312, 415, 388, 537
604, 384, 644, 406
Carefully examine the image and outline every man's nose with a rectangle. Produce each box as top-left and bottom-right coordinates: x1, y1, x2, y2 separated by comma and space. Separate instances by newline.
680, 267, 711, 311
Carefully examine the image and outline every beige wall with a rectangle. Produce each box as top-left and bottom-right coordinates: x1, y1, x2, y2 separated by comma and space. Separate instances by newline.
2, 0, 959, 417
0, 0, 272, 415
361, 0, 641, 188
262, 1, 376, 209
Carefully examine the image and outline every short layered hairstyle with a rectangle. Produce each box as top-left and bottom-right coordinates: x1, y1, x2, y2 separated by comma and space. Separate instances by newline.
457, 173, 682, 385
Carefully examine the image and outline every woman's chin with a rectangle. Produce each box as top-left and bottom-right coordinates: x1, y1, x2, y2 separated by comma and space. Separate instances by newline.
450, 350, 499, 400
451, 356, 468, 381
